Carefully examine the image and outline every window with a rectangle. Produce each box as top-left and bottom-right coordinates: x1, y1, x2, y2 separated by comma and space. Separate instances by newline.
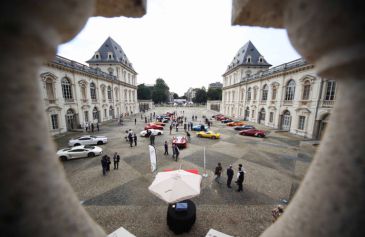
272, 86, 277, 100
93, 107, 98, 120
262, 84, 268, 101
247, 88, 251, 101
247, 56, 251, 63
107, 86, 112, 100
269, 112, 274, 122
61, 78, 72, 99
259, 57, 263, 63
325, 80, 336, 100
302, 81, 311, 100
90, 83, 96, 100
298, 116, 306, 130
51, 114, 58, 129
94, 52, 100, 59
45, 78, 55, 100
84, 111, 89, 122
285, 80, 296, 100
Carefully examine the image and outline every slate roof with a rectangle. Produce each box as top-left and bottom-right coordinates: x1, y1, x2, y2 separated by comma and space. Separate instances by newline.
87, 37, 134, 70
225, 41, 271, 74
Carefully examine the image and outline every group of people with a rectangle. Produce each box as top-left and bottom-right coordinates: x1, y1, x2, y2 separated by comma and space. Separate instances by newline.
214, 163, 246, 192
101, 152, 120, 176
84, 121, 99, 132
163, 140, 180, 161
124, 129, 137, 147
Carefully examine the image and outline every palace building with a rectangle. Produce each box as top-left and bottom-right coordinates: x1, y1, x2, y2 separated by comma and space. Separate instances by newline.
38, 37, 138, 135
221, 41, 336, 139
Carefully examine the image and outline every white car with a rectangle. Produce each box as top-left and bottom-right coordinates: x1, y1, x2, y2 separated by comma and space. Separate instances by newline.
140, 129, 164, 137
68, 135, 108, 146
57, 145, 103, 161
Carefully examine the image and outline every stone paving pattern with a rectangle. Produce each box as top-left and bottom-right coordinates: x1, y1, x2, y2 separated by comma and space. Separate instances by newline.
54, 107, 316, 237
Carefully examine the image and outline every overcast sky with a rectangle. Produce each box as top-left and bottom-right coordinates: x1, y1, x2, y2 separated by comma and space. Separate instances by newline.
57, 0, 300, 96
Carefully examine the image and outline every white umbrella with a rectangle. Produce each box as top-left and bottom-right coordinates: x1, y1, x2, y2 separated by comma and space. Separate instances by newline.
148, 170, 202, 204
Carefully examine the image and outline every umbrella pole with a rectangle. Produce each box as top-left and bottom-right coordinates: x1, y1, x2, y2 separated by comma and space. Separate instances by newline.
202, 146, 208, 177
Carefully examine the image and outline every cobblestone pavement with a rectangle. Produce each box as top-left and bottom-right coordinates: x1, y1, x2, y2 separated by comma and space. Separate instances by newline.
54, 107, 317, 237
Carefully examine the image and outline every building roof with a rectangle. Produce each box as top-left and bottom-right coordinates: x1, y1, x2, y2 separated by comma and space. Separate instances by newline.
225, 41, 271, 74
209, 82, 223, 88
87, 37, 135, 70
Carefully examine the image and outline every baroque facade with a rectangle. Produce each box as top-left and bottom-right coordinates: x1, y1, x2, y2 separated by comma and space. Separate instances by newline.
38, 37, 138, 135
221, 41, 336, 139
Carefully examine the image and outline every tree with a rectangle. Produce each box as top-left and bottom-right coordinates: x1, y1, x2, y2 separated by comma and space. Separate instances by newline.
173, 93, 179, 99
193, 87, 207, 104
207, 88, 222, 100
152, 78, 170, 104
137, 84, 152, 100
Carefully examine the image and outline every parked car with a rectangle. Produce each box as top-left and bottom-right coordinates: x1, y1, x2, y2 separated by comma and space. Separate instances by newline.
144, 123, 164, 130
221, 119, 234, 123
140, 129, 163, 137
212, 114, 223, 118
192, 124, 208, 131
216, 115, 228, 121
234, 125, 255, 131
172, 136, 188, 149
239, 129, 266, 138
226, 121, 245, 127
68, 135, 108, 146
151, 121, 166, 126
196, 131, 220, 139
57, 145, 103, 161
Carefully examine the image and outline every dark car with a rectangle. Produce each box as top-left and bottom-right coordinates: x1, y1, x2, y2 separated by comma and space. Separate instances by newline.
221, 119, 234, 123
234, 125, 255, 131
239, 129, 266, 138
192, 124, 208, 131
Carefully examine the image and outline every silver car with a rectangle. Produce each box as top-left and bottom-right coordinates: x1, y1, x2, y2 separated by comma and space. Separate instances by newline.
68, 135, 108, 146
57, 145, 103, 161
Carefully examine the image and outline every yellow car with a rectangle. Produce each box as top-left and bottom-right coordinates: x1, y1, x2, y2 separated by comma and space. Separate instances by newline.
197, 131, 220, 139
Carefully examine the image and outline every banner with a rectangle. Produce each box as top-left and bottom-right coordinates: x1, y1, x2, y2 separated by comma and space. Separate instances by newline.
149, 145, 157, 172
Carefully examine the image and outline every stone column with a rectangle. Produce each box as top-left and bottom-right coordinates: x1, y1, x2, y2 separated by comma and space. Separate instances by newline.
232, 0, 365, 236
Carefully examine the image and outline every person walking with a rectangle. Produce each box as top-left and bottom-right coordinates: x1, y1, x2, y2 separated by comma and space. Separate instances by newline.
128, 132, 133, 147
186, 131, 191, 142
184, 123, 187, 132
164, 141, 169, 155
91, 123, 94, 133
97, 123, 100, 132
214, 163, 222, 184
176, 124, 178, 132
101, 155, 108, 176
145, 116, 147, 123
236, 164, 245, 192
169, 124, 173, 135
174, 145, 180, 162
113, 152, 120, 170
133, 133, 137, 146
134, 118, 137, 125
226, 165, 234, 188
150, 133, 155, 146
172, 143, 176, 159
106, 156, 111, 172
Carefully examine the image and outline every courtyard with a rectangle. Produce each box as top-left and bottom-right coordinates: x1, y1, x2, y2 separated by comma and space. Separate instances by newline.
54, 107, 316, 237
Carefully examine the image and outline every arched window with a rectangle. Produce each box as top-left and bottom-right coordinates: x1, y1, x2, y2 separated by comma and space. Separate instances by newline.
302, 80, 311, 100
92, 107, 99, 120
285, 80, 296, 101
101, 86, 106, 100
247, 88, 252, 101
61, 78, 72, 99
107, 86, 112, 100
272, 85, 277, 100
246, 56, 251, 63
262, 84, 268, 101
90, 82, 96, 100
325, 80, 336, 100
45, 78, 55, 100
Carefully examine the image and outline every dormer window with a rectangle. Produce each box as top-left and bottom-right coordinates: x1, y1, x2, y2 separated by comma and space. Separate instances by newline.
259, 57, 264, 63
94, 52, 100, 60
107, 52, 113, 60
246, 56, 251, 63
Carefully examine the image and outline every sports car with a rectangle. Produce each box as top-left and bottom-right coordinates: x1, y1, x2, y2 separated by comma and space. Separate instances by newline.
192, 124, 208, 131
172, 136, 187, 149
68, 135, 108, 146
239, 129, 266, 138
221, 119, 234, 123
216, 115, 228, 121
151, 121, 166, 126
57, 145, 103, 161
140, 129, 164, 137
226, 121, 245, 127
144, 123, 164, 130
196, 131, 220, 139
234, 125, 255, 131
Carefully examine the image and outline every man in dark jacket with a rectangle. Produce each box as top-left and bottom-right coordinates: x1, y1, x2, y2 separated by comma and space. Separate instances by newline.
101, 156, 108, 176
133, 133, 137, 146
236, 164, 245, 192
214, 163, 222, 184
113, 152, 120, 170
128, 133, 133, 147
226, 165, 234, 188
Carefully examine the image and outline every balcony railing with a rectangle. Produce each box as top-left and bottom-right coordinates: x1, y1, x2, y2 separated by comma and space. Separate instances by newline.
283, 100, 293, 105
91, 99, 98, 103
321, 100, 335, 107
260, 100, 267, 105
299, 100, 311, 106
64, 98, 75, 103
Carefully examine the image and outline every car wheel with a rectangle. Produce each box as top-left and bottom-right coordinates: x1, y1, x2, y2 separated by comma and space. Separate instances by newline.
211, 136, 216, 139
74, 143, 80, 146
158, 132, 161, 135
60, 156, 68, 161
97, 141, 103, 145
258, 134, 265, 138
88, 152, 95, 157
198, 134, 202, 137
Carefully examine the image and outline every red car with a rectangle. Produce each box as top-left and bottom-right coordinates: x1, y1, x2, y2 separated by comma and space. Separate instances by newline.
166, 112, 174, 116
144, 123, 164, 130
172, 136, 187, 149
239, 129, 266, 138
216, 115, 228, 121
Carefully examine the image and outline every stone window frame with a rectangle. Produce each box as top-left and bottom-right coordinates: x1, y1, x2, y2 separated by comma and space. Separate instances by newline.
298, 115, 306, 130
90, 82, 97, 100
247, 87, 252, 101
324, 80, 336, 101
107, 85, 112, 100
284, 79, 296, 101
261, 84, 268, 101
50, 114, 59, 130
61, 77, 73, 100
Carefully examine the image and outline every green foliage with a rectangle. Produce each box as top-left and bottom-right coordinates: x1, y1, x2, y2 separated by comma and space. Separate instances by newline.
137, 84, 152, 100
207, 88, 222, 100
152, 78, 170, 104
193, 87, 207, 104
173, 93, 179, 99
